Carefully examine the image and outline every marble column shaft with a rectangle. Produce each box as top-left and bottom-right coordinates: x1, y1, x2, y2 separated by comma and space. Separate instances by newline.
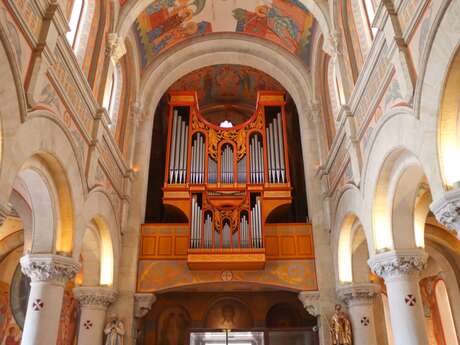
74, 286, 117, 345
338, 283, 379, 345
368, 249, 429, 345
20, 254, 80, 345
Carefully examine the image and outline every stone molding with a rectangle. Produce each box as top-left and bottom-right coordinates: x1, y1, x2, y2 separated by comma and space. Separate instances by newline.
20, 254, 81, 284
337, 283, 380, 307
0, 203, 14, 225
367, 249, 428, 280
73, 286, 118, 309
298, 291, 321, 317
431, 188, 460, 239
134, 293, 157, 318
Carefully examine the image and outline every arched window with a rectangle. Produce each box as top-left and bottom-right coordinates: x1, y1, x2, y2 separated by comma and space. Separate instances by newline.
66, 0, 95, 62
327, 59, 340, 120
66, 0, 85, 47
362, 0, 378, 37
350, 0, 376, 58
103, 63, 123, 131
434, 280, 458, 344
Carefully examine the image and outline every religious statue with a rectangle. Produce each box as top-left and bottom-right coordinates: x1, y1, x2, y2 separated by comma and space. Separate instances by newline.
104, 316, 125, 345
329, 304, 352, 345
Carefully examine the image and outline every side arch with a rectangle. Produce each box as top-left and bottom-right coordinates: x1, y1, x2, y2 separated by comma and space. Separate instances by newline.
75, 190, 121, 288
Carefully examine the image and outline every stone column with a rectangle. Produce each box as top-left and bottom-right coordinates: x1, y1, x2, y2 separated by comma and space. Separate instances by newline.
337, 283, 380, 345
20, 254, 80, 345
73, 287, 117, 345
368, 249, 429, 345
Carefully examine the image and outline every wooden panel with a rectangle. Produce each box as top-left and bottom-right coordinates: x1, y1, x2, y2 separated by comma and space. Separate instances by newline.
297, 235, 313, 256
187, 250, 266, 270
264, 223, 314, 260
175, 236, 189, 256
142, 237, 156, 256
265, 236, 279, 256
158, 237, 173, 256
139, 224, 189, 260
280, 236, 296, 256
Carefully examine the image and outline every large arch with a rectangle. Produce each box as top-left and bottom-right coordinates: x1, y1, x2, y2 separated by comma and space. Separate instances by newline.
361, 108, 444, 252
116, 0, 332, 43
136, 34, 325, 225
0, 114, 86, 254
415, 0, 460, 189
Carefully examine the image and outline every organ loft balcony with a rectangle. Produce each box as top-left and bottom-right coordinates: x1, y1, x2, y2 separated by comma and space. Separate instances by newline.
139, 91, 314, 272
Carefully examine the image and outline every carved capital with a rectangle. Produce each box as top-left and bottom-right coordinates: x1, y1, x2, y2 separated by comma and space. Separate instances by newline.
337, 283, 380, 307
431, 188, 460, 239
323, 31, 341, 58
298, 291, 321, 317
106, 33, 126, 62
73, 287, 117, 310
134, 293, 156, 318
20, 254, 81, 284
368, 249, 428, 280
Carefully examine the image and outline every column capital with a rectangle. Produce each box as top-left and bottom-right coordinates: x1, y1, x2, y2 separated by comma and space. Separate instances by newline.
20, 254, 80, 284
367, 249, 428, 280
106, 33, 127, 62
134, 293, 157, 318
298, 291, 320, 317
337, 283, 380, 307
431, 188, 460, 239
73, 286, 118, 310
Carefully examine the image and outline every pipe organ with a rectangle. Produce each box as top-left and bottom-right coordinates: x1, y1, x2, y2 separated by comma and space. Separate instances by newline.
163, 92, 294, 269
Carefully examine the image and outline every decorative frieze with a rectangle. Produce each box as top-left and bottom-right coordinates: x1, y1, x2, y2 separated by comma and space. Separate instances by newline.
298, 291, 320, 317
20, 254, 81, 284
430, 188, 460, 239
134, 293, 156, 318
367, 249, 428, 279
73, 287, 117, 309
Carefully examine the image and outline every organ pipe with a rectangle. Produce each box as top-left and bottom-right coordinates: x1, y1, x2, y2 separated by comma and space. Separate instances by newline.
168, 111, 190, 184
191, 196, 203, 248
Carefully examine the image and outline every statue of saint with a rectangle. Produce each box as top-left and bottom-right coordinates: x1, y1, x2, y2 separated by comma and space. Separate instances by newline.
104, 316, 125, 345
329, 304, 352, 345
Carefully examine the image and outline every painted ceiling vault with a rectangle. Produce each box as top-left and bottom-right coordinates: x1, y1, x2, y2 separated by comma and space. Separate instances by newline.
168, 64, 285, 124
128, 0, 318, 69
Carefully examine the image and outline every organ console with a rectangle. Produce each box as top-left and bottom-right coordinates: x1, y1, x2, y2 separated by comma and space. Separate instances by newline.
162, 91, 294, 269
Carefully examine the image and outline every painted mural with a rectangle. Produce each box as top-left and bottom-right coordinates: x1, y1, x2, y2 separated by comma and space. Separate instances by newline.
168, 64, 284, 108
133, 0, 317, 68
137, 260, 318, 292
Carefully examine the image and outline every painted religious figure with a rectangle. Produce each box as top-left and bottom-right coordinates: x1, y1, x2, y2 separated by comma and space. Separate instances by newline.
158, 307, 190, 345
329, 304, 352, 345
104, 317, 125, 345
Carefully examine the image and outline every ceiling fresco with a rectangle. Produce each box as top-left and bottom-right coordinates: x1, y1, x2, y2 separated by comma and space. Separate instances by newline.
131, 0, 317, 69
168, 64, 285, 123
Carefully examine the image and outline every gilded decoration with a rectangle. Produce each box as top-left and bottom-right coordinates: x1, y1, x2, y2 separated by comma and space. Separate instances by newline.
191, 109, 264, 161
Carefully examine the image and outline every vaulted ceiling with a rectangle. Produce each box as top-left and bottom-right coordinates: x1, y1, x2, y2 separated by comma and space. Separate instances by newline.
121, 0, 318, 69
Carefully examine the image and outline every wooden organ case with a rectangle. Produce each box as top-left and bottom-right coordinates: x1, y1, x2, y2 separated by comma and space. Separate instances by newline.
159, 91, 296, 270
